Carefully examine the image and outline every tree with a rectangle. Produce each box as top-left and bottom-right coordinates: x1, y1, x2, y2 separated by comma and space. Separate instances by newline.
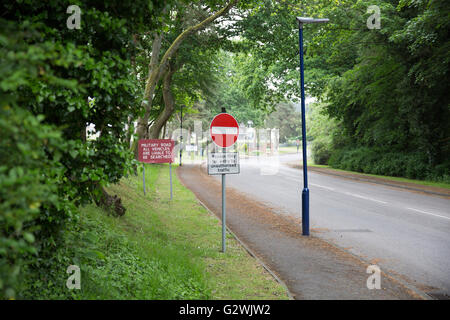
225, 0, 449, 181
321, 0, 450, 179
132, 0, 238, 158
265, 102, 300, 143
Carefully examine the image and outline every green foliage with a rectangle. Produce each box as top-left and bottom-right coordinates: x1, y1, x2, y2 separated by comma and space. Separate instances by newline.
318, 0, 449, 181
232, 0, 449, 181
307, 102, 337, 165
0, 19, 78, 298
230, 1, 303, 107
178, 51, 268, 133
21, 200, 210, 300
311, 139, 332, 165
265, 102, 300, 143
0, 0, 165, 298
19, 164, 288, 300
219, 53, 269, 126
0, 106, 75, 299
328, 147, 449, 183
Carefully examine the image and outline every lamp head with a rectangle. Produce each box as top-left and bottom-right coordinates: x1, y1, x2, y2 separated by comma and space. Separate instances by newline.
297, 17, 329, 28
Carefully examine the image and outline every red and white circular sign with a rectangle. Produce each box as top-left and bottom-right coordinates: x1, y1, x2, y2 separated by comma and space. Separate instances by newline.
210, 113, 239, 148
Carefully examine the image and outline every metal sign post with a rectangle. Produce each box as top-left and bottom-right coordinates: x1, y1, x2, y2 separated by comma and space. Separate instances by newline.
180, 104, 184, 166
169, 162, 173, 201
208, 112, 239, 253
143, 164, 146, 195
221, 147, 226, 253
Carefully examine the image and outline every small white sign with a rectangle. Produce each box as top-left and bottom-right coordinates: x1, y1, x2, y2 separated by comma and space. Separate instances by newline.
208, 152, 240, 175
186, 145, 198, 152
211, 126, 238, 135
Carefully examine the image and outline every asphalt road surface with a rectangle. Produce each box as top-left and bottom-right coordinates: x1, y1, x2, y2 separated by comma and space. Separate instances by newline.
212, 153, 450, 297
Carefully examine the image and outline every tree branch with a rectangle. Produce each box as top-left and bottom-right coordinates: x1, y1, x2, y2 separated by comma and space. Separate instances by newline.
155, 0, 238, 90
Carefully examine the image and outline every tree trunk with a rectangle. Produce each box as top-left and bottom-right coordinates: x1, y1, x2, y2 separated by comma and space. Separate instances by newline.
149, 64, 177, 139
132, 0, 238, 156
93, 129, 126, 216
132, 32, 163, 157
95, 185, 126, 217
162, 124, 166, 139
125, 115, 133, 148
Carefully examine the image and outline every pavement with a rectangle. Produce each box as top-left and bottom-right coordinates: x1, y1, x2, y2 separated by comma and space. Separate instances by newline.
177, 162, 426, 300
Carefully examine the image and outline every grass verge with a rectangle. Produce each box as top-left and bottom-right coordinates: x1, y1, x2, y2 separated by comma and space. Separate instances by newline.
307, 163, 450, 190
278, 146, 299, 154
21, 164, 288, 300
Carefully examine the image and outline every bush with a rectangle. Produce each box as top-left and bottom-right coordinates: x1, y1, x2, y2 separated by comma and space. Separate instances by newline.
311, 139, 332, 165
328, 146, 448, 182
0, 3, 141, 298
429, 161, 450, 183
0, 107, 75, 299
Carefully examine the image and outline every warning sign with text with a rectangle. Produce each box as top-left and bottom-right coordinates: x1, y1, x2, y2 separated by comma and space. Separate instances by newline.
138, 139, 174, 163
207, 152, 240, 175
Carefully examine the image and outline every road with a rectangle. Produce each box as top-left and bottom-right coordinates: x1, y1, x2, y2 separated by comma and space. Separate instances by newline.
212, 153, 450, 297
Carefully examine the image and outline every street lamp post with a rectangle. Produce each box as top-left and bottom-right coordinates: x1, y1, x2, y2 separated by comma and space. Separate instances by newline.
297, 17, 329, 236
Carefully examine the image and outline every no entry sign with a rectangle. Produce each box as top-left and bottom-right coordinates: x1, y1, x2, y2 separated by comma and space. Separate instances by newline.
210, 113, 239, 148
138, 139, 174, 163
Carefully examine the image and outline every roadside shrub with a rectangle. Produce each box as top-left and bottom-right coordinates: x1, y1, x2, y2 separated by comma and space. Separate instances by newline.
0, 106, 76, 299
311, 138, 332, 165
0, 3, 140, 298
328, 147, 370, 172
20, 197, 211, 300
428, 161, 450, 183
328, 146, 448, 182
404, 153, 429, 179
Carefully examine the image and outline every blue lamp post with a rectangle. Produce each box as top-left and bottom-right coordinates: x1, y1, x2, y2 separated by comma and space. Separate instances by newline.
297, 17, 329, 236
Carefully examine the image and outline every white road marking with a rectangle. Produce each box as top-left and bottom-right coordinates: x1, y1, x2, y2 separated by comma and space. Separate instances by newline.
282, 175, 388, 204
243, 162, 450, 223
406, 207, 450, 220
344, 192, 388, 204
280, 175, 301, 183
310, 183, 335, 191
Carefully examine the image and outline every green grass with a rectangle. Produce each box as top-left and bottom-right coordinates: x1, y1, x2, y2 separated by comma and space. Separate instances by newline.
308, 162, 450, 190
22, 164, 288, 300
278, 146, 299, 154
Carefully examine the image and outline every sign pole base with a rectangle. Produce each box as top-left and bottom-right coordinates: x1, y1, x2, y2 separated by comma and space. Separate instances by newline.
143, 164, 146, 196
170, 162, 173, 200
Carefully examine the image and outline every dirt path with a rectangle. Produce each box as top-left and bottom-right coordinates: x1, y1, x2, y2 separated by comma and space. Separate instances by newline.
177, 164, 422, 300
